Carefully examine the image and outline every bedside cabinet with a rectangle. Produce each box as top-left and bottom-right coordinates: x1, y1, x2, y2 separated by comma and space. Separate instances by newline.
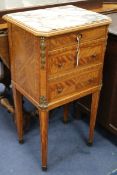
3, 5, 111, 170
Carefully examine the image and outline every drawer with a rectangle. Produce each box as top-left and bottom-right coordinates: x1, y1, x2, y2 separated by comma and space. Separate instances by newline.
48, 26, 106, 51
48, 42, 104, 76
48, 45, 77, 75
79, 42, 104, 66
0, 30, 10, 68
48, 69, 101, 102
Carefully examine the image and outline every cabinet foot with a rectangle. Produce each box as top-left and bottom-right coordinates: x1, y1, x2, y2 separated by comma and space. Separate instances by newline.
63, 120, 69, 124
42, 166, 47, 171
19, 139, 24, 144
87, 141, 93, 146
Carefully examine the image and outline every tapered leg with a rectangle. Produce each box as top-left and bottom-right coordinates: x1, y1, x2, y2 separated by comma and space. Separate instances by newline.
88, 91, 100, 145
63, 104, 69, 123
39, 110, 48, 170
12, 85, 23, 143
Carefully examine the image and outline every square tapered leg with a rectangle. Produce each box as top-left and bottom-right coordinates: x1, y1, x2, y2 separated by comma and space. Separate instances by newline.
12, 85, 24, 143
88, 91, 100, 145
39, 110, 48, 170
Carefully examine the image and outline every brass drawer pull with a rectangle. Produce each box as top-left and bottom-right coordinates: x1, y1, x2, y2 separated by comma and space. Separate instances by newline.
91, 54, 97, 59
57, 86, 63, 94
58, 62, 64, 68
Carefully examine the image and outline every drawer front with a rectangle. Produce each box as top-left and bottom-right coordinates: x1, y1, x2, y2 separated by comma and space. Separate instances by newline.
48, 45, 77, 75
79, 42, 104, 66
0, 30, 9, 68
48, 26, 106, 51
48, 70, 101, 102
48, 42, 104, 76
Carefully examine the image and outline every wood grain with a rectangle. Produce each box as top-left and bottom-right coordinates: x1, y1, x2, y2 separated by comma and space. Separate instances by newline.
10, 25, 40, 102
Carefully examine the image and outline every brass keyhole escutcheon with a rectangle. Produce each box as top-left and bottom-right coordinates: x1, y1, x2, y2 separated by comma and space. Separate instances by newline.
57, 86, 63, 94
77, 33, 82, 40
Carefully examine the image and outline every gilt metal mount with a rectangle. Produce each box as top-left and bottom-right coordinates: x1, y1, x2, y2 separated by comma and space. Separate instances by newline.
40, 37, 46, 69
39, 96, 48, 109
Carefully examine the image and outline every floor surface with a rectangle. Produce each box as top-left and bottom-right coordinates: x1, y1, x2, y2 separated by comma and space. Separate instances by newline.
0, 103, 117, 175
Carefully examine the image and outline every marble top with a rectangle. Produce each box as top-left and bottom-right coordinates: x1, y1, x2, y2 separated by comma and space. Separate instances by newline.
3, 5, 111, 36
0, 0, 85, 11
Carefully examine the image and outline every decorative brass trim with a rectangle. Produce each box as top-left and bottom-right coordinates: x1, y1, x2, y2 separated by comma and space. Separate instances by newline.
39, 96, 48, 109
40, 37, 46, 69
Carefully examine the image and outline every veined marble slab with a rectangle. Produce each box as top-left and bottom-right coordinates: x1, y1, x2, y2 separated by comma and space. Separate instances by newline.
3, 5, 111, 36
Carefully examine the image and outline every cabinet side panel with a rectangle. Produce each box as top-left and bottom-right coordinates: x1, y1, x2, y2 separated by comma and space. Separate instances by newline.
10, 24, 40, 102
